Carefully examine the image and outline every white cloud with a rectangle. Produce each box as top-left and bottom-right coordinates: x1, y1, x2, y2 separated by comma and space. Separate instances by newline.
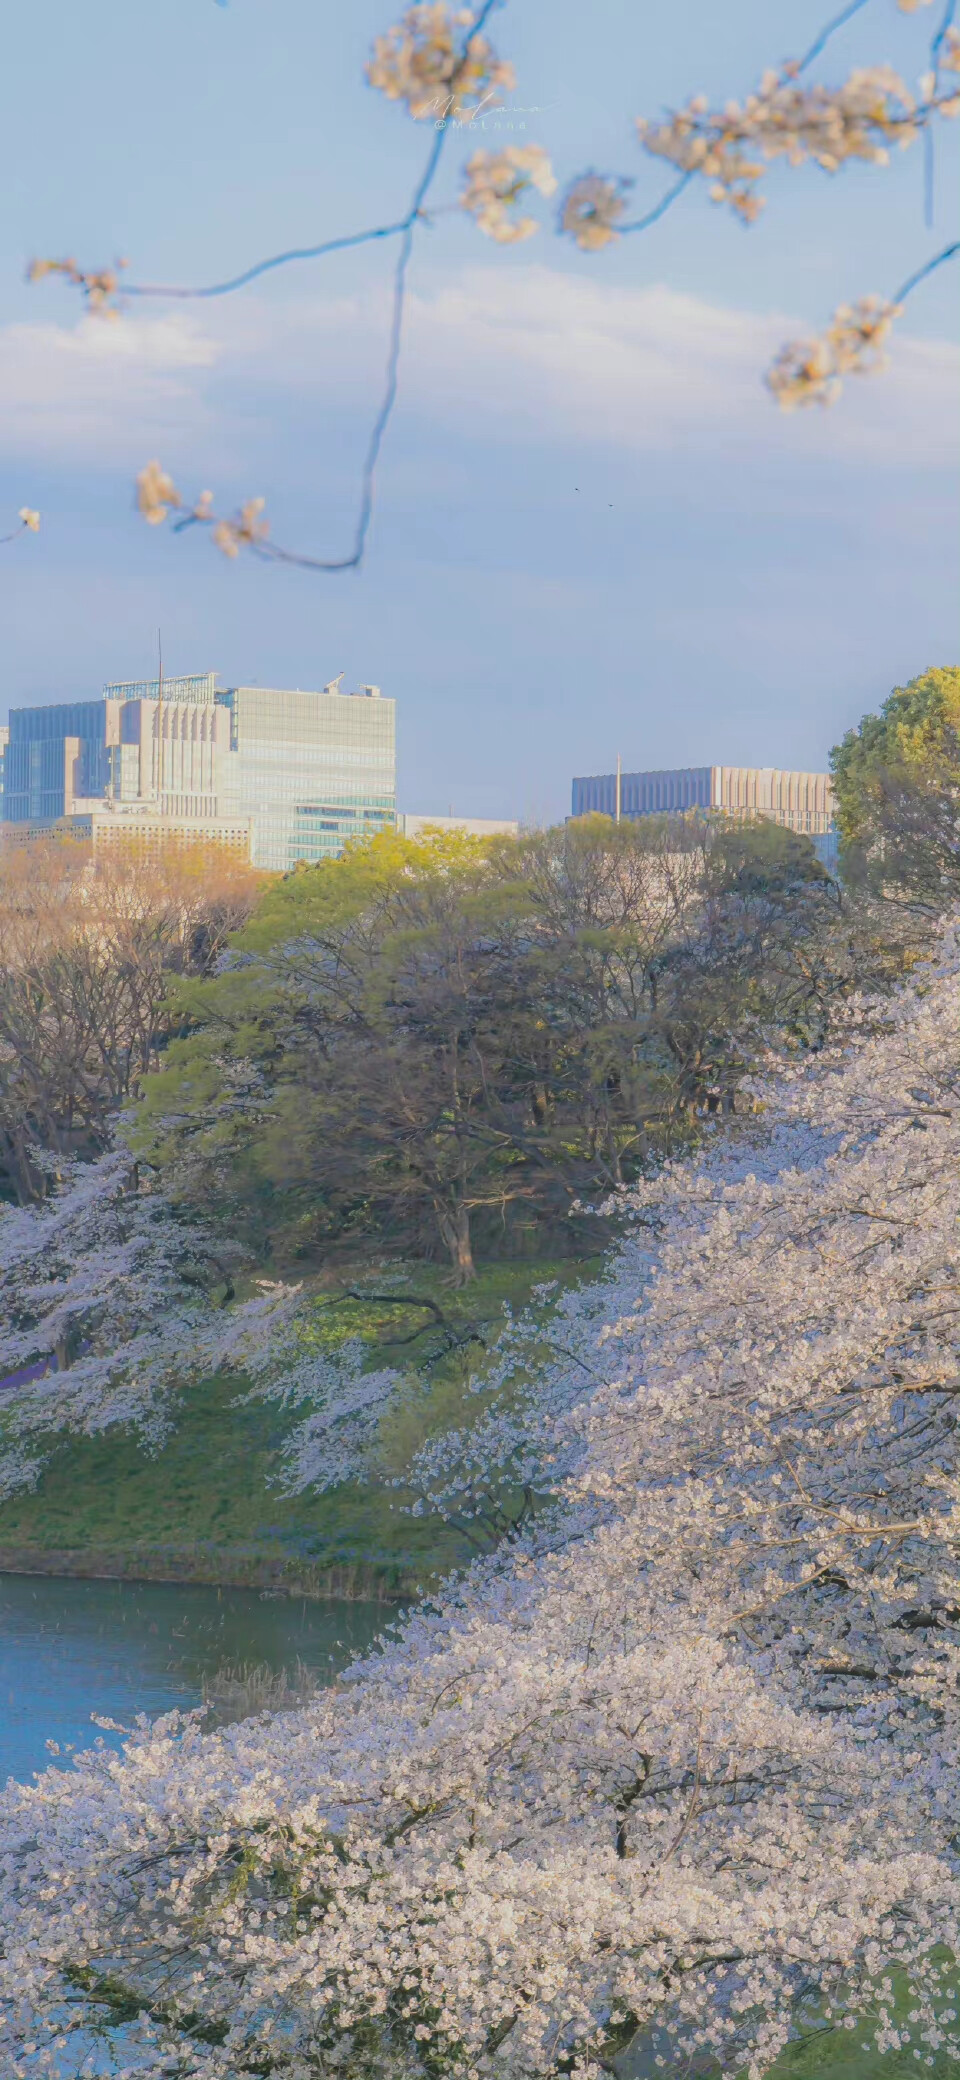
0, 263, 955, 478
202, 260, 958, 471
0, 311, 219, 461
393, 266, 960, 467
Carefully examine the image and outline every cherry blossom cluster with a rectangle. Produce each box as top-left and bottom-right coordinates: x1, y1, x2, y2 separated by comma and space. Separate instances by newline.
766, 293, 901, 408
636, 65, 933, 224
558, 172, 633, 251
136, 460, 271, 558
1, 922, 958, 2077
366, 3, 514, 122
395, 1269, 645, 1538
0, 1156, 309, 1499
237, 1319, 409, 1495
0, 1151, 207, 1494
460, 145, 557, 243
25, 254, 126, 312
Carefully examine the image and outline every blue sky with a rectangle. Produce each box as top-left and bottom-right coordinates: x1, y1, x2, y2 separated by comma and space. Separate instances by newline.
1, 0, 957, 822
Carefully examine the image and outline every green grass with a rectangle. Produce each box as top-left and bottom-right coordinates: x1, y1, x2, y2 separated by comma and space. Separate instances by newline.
0, 1254, 600, 1596
769, 2036, 956, 2077
759, 2016, 958, 2077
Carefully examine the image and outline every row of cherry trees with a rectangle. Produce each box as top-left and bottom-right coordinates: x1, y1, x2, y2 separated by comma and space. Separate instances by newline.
0, 911, 957, 2076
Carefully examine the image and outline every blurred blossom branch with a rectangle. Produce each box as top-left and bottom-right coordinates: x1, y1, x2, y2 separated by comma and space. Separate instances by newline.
134, 0, 511, 572
135, 464, 368, 571
24, 0, 960, 573
26, 255, 127, 312
460, 144, 557, 241
766, 237, 960, 406
0, 508, 40, 546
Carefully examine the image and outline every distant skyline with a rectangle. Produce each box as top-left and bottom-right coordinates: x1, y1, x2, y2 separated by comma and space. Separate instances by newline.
1, 0, 956, 824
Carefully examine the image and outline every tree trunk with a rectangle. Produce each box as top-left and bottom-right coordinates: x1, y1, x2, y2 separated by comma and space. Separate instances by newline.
437, 1201, 475, 1285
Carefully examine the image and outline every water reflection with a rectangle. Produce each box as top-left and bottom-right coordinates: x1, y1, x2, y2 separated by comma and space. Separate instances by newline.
0, 1572, 393, 1785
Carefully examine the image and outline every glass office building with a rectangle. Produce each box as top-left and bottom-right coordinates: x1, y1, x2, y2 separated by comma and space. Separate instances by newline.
2, 676, 396, 870
4, 701, 113, 823
221, 684, 396, 870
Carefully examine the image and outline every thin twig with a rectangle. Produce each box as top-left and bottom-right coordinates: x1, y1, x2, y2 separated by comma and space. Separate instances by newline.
125, 220, 412, 301
893, 239, 960, 304
165, 0, 499, 573
620, 170, 693, 237
931, 0, 959, 69
794, 0, 873, 75
924, 0, 958, 223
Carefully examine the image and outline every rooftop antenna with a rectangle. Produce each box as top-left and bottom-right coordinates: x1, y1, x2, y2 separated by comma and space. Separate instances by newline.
615, 752, 622, 825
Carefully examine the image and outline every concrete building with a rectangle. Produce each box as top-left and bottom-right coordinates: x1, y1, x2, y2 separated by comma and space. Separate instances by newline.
3, 674, 396, 871
571, 763, 838, 871
22, 804, 254, 861
397, 813, 519, 841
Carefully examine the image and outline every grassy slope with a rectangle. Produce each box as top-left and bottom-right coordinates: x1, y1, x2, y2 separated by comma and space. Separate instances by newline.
0, 1256, 599, 1595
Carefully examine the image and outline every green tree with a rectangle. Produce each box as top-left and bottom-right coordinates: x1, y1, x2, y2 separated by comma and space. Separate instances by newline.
135, 830, 542, 1282
831, 667, 960, 904
132, 818, 852, 1281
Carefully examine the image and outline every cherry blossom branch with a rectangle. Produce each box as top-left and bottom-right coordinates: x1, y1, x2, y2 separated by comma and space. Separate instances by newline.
562, 0, 920, 250
766, 236, 959, 407
894, 230, 960, 297
0, 508, 40, 545
133, 0, 514, 572
26, 0, 960, 576
618, 170, 693, 238
122, 219, 414, 302
153, 204, 415, 578
923, 0, 958, 218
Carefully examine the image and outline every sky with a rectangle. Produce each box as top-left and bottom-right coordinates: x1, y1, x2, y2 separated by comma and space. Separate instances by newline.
0, 0, 957, 824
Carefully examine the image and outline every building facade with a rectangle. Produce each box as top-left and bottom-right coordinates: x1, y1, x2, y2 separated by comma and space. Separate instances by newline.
2, 675, 396, 871
222, 684, 395, 869
571, 763, 838, 870
397, 813, 519, 840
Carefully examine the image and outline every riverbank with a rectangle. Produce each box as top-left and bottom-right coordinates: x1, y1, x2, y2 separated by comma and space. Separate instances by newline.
0, 1545, 418, 1598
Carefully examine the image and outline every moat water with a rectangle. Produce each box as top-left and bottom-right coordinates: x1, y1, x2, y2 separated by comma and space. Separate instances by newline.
0, 1572, 391, 1784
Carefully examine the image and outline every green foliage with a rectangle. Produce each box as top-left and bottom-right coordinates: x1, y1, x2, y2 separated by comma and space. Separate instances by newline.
131, 818, 861, 1281
831, 666, 960, 901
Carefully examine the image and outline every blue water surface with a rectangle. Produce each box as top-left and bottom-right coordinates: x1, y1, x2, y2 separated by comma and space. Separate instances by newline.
0, 1572, 391, 1785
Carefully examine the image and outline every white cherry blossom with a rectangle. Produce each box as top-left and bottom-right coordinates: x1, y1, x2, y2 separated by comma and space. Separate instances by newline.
1, 924, 959, 2076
